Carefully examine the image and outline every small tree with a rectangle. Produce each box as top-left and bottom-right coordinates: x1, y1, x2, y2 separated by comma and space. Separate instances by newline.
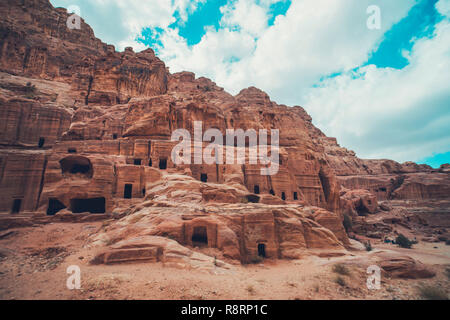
396, 234, 413, 249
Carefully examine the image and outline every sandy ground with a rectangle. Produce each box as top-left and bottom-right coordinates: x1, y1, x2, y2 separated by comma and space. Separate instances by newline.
0, 222, 449, 300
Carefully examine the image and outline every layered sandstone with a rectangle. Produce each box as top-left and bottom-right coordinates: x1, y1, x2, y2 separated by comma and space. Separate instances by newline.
0, 0, 448, 266
322, 136, 449, 201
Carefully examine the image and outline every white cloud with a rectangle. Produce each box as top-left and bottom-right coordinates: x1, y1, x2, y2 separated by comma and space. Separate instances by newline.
154, 0, 415, 96
304, 6, 450, 162
51, 0, 205, 50
220, 0, 269, 37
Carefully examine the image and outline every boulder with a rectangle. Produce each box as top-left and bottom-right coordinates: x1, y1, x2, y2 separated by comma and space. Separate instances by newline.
377, 253, 436, 279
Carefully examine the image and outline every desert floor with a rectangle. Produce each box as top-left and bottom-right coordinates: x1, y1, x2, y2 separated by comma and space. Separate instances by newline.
0, 221, 449, 300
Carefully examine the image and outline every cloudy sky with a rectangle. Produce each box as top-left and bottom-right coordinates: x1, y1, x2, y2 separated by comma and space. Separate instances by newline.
51, 0, 450, 168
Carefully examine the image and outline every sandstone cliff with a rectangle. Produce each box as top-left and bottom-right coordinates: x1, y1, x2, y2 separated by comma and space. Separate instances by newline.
0, 0, 448, 264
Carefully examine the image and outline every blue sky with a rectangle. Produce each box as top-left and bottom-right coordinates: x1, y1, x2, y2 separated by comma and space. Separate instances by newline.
367, 0, 442, 69
50, 0, 450, 168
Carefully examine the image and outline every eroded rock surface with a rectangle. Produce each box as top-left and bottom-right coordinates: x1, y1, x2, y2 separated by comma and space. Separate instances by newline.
0, 0, 448, 267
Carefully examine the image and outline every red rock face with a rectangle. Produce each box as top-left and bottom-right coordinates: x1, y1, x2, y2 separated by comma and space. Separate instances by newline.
0, 0, 448, 263
322, 133, 449, 201
0, 0, 167, 107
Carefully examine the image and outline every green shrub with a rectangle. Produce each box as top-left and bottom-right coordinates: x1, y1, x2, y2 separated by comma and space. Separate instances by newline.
332, 264, 350, 276
246, 285, 255, 295
396, 234, 413, 249
418, 284, 448, 300
334, 276, 346, 287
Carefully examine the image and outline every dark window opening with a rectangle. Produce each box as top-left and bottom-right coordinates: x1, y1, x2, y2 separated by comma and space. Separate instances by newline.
38, 137, 45, 148
200, 173, 208, 183
113, 133, 118, 140
68, 148, 77, 153
70, 164, 90, 174
11, 199, 22, 214
134, 159, 142, 165
254, 185, 260, 194
356, 202, 369, 216
293, 192, 298, 200
246, 195, 260, 203
379, 187, 387, 192
142, 188, 146, 196
70, 197, 105, 214
258, 243, 266, 258
124, 184, 132, 199
192, 226, 208, 246
279, 158, 283, 165
319, 169, 331, 203
148, 158, 152, 167
60, 156, 93, 178
269, 189, 275, 196
47, 198, 66, 216
281, 192, 286, 200
159, 158, 167, 170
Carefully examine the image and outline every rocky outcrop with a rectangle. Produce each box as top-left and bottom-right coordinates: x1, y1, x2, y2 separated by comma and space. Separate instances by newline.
377, 253, 436, 279
0, 0, 167, 107
90, 235, 231, 271
340, 188, 378, 217
321, 133, 449, 202
311, 208, 350, 246
86, 173, 348, 264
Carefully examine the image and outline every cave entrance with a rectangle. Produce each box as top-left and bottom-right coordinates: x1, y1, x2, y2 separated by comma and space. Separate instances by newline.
134, 159, 142, 165
11, 199, 22, 214
159, 158, 167, 170
246, 194, 260, 203
70, 197, 105, 214
47, 198, 66, 216
192, 226, 208, 246
200, 173, 208, 183
356, 202, 369, 216
281, 192, 286, 201
38, 137, 45, 148
148, 158, 152, 167
258, 243, 266, 258
124, 184, 132, 199
254, 185, 260, 194
293, 192, 298, 200
60, 156, 93, 178
269, 189, 275, 196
